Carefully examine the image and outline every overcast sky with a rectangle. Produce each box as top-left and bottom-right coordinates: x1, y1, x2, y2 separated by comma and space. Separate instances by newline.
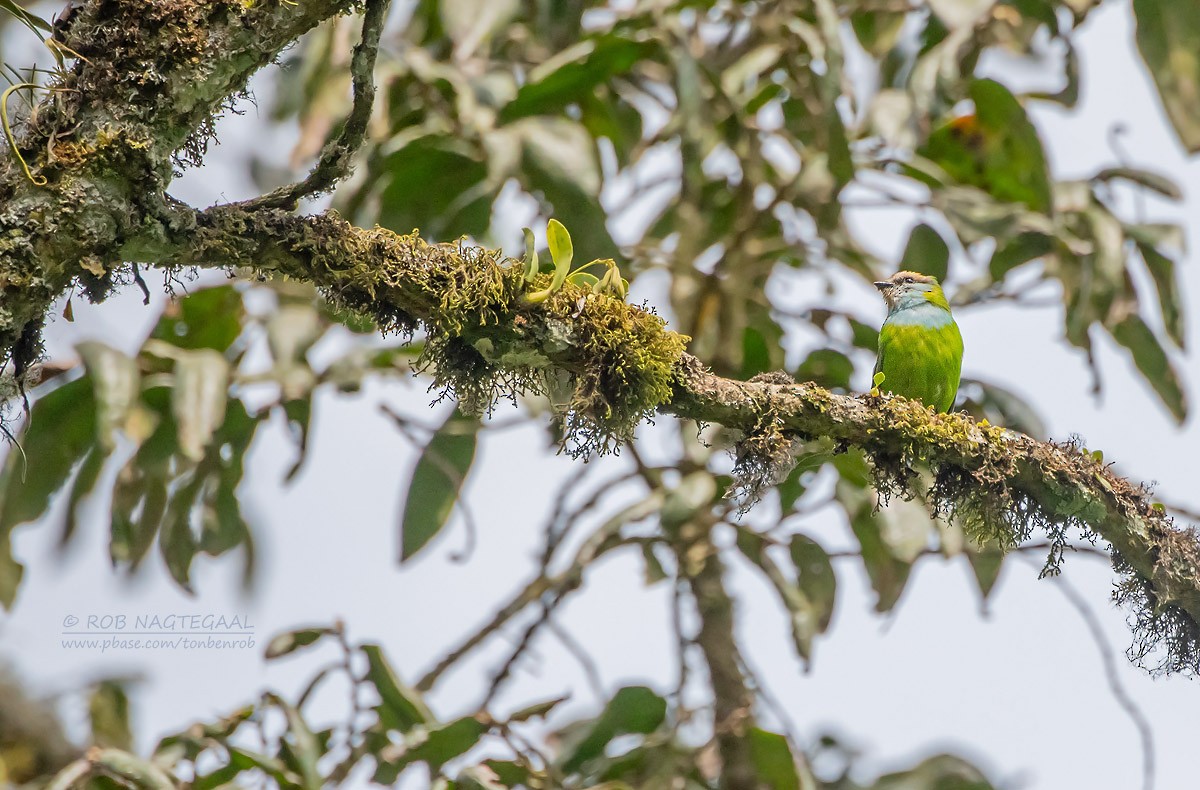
3, 2, 1199, 788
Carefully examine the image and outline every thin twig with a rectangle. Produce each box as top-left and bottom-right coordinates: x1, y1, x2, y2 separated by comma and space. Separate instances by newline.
416, 512, 638, 693
237, 0, 390, 210
546, 619, 605, 701
1028, 557, 1156, 790
131, 262, 151, 305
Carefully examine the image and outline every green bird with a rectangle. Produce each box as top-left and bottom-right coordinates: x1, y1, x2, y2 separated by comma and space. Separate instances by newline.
873, 271, 963, 413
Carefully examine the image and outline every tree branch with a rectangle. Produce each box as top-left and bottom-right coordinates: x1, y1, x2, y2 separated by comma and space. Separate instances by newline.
0, 0, 355, 370
238, 0, 390, 210
0, 1, 1196, 679
111, 205, 1200, 675
668, 516, 759, 790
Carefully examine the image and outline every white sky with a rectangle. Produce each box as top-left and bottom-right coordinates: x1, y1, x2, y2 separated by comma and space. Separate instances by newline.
3, 2, 1199, 788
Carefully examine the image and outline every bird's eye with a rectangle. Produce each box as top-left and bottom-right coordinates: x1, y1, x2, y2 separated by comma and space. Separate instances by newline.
902, 276, 914, 284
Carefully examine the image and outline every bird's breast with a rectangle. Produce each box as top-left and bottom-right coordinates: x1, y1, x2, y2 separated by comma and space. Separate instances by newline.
885, 303, 955, 329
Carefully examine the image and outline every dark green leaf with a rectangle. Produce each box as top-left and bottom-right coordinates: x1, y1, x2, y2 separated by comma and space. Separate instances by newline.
1110, 313, 1187, 422
509, 696, 568, 722
748, 728, 801, 790
271, 695, 323, 789
375, 716, 487, 783
640, 541, 668, 586
921, 79, 1052, 212
0, 377, 96, 531
1133, 0, 1200, 153
151, 286, 244, 352
790, 535, 837, 632
0, 378, 96, 607
362, 643, 431, 732
375, 136, 491, 239
966, 545, 1006, 603
560, 686, 667, 773
89, 680, 133, 750
843, 487, 912, 613
1094, 166, 1183, 200
870, 753, 995, 789
60, 445, 107, 548
795, 349, 853, 391
1134, 239, 1186, 347
899, 223, 950, 282
265, 627, 334, 660
500, 36, 656, 122
399, 410, 479, 562
988, 231, 1054, 280
483, 760, 531, 785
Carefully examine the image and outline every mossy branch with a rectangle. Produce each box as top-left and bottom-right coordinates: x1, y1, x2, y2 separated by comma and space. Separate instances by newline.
0, 0, 1195, 678
121, 205, 1200, 676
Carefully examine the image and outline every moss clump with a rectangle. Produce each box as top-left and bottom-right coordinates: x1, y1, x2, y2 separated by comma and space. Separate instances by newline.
259, 218, 687, 453
546, 289, 688, 455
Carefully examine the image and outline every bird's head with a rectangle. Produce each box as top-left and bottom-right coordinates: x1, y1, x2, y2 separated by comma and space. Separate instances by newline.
873, 271, 950, 312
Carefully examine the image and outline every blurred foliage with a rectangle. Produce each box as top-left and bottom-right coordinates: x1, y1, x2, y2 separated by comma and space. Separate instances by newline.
2, 0, 1198, 786
270, 0, 1188, 416
11, 631, 999, 789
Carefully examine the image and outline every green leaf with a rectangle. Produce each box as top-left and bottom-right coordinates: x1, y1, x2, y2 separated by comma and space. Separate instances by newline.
988, 231, 1054, 280
439, 0, 518, 59
1093, 166, 1183, 200
0, 378, 96, 531
374, 717, 487, 783
0, 1, 53, 38
374, 136, 491, 239
559, 686, 667, 774
747, 728, 801, 790
500, 36, 657, 122
790, 535, 837, 633
60, 445, 107, 548
151, 285, 244, 352
640, 541, 668, 586
1110, 313, 1188, 422
89, 680, 133, 750
399, 410, 479, 562
270, 695, 323, 789
1134, 239, 1186, 347
921, 79, 1052, 212
520, 227, 540, 281
0, 378, 96, 607
77, 342, 142, 452
172, 350, 229, 462
899, 223, 950, 282
1133, 0, 1200, 153
795, 348, 853, 390
547, 218, 575, 286
842, 485, 912, 613
362, 643, 431, 733
870, 753, 995, 789
508, 696, 569, 722
957, 379, 1046, 439
966, 544, 1006, 603
265, 627, 334, 660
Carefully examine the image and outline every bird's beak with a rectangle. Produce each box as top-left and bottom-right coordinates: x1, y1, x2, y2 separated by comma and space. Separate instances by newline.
873, 281, 890, 291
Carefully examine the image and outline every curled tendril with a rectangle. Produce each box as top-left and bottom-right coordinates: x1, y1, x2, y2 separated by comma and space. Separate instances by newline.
2, 82, 50, 185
